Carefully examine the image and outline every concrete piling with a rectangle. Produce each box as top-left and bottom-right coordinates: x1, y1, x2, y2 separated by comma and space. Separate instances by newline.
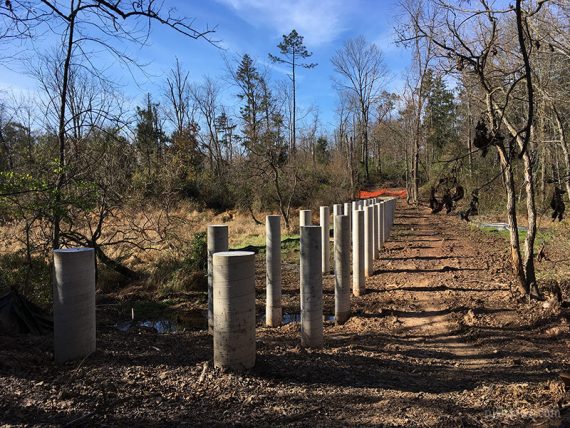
266, 215, 281, 327
213, 251, 256, 371
364, 205, 374, 277
207, 225, 229, 334
320, 206, 330, 274
344, 202, 352, 230
378, 201, 385, 250
53, 248, 96, 364
334, 215, 350, 324
352, 210, 365, 296
300, 209, 312, 227
300, 225, 323, 348
373, 203, 379, 260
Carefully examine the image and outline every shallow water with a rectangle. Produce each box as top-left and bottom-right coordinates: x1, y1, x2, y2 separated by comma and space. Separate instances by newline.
259, 312, 336, 325
480, 222, 528, 231
116, 311, 335, 334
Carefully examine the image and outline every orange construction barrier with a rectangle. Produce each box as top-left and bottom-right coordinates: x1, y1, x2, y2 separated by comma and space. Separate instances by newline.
359, 188, 407, 200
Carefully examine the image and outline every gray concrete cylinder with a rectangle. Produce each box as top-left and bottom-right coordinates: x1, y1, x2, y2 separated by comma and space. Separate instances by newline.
300, 209, 312, 227
352, 210, 365, 296
213, 251, 256, 371
378, 202, 385, 249
300, 225, 323, 348
333, 204, 343, 217
53, 248, 96, 364
266, 215, 281, 327
373, 203, 379, 260
364, 205, 374, 277
344, 202, 352, 230
334, 215, 350, 324
390, 198, 398, 234
320, 206, 330, 274
207, 225, 229, 334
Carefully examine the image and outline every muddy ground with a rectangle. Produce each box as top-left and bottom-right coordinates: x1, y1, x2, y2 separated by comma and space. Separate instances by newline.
1, 204, 570, 427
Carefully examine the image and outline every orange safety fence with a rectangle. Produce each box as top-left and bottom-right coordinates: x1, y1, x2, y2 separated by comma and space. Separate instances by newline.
359, 188, 408, 200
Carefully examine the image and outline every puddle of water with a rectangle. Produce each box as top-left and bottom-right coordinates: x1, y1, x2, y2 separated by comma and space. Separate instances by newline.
480, 222, 528, 232
116, 311, 208, 334
259, 312, 335, 325
116, 311, 336, 333
116, 319, 177, 334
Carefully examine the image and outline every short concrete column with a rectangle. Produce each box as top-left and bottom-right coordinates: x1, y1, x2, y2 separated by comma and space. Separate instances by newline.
334, 215, 350, 324
344, 202, 352, 230
365, 205, 374, 277
53, 248, 96, 363
266, 215, 281, 327
333, 204, 343, 217
208, 225, 229, 334
213, 251, 256, 371
300, 209, 312, 227
373, 203, 379, 260
320, 206, 330, 274
352, 210, 365, 296
300, 225, 323, 348
351, 201, 358, 215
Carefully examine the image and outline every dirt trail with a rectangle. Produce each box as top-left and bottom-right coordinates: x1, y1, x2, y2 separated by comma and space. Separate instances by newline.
377, 207, 495, 369
1, 203, 569, 427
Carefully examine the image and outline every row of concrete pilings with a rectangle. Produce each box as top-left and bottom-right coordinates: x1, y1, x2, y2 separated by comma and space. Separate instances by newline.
49, 197, 396, 369
208, 196, 397, 371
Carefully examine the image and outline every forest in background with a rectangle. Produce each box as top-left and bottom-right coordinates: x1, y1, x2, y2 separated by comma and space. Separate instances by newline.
0, 0, 569, 305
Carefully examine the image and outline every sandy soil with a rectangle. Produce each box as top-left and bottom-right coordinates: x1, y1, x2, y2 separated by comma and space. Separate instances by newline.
1, 204, 569, 427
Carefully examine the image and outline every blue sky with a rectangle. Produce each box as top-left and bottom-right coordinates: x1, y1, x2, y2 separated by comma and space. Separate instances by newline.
0, 0, 411, 131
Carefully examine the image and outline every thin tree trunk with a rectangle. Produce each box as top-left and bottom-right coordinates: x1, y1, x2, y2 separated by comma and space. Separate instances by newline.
553, 108, 570, 200
497, 146, 527, 294
53, 6, 77, 250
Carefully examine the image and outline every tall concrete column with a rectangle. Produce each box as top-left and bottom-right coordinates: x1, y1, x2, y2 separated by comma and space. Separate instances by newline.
386, 198, 395, 238
213, 251, 256, 371
300, 225, 323, 348
208, 225, 229, 334
373, 203, 379, 260
365, 205, 374, 277
378, 202, 385, 250
300, 209, 312, 227
381, 200, 389, 242
266, 215, 281, 327
320, 206, 331, 274
390, 198, 398, 234
53, 248, 96, 363
334, 215, 350, 324
351, 201, 358, 215
352, 210, 365, 296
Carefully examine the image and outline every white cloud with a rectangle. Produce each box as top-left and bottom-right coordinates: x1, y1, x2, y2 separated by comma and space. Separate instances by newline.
216, 0, 350, 47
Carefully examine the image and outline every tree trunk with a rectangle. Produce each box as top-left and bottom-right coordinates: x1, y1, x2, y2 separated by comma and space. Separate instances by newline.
522, 150, 537, 293
53, 10, 77, 250
553, 108, 570, 200
497, 146, 528, 294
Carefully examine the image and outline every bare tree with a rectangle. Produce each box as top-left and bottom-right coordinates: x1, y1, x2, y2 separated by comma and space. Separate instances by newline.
331, 36, 388, 183
404, 0, 547, 295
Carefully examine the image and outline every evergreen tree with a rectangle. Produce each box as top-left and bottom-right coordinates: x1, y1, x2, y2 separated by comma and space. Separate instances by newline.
269, 29, 317, 152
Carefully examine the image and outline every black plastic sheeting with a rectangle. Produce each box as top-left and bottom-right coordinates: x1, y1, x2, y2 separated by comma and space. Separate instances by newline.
0, 289, 52, 335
